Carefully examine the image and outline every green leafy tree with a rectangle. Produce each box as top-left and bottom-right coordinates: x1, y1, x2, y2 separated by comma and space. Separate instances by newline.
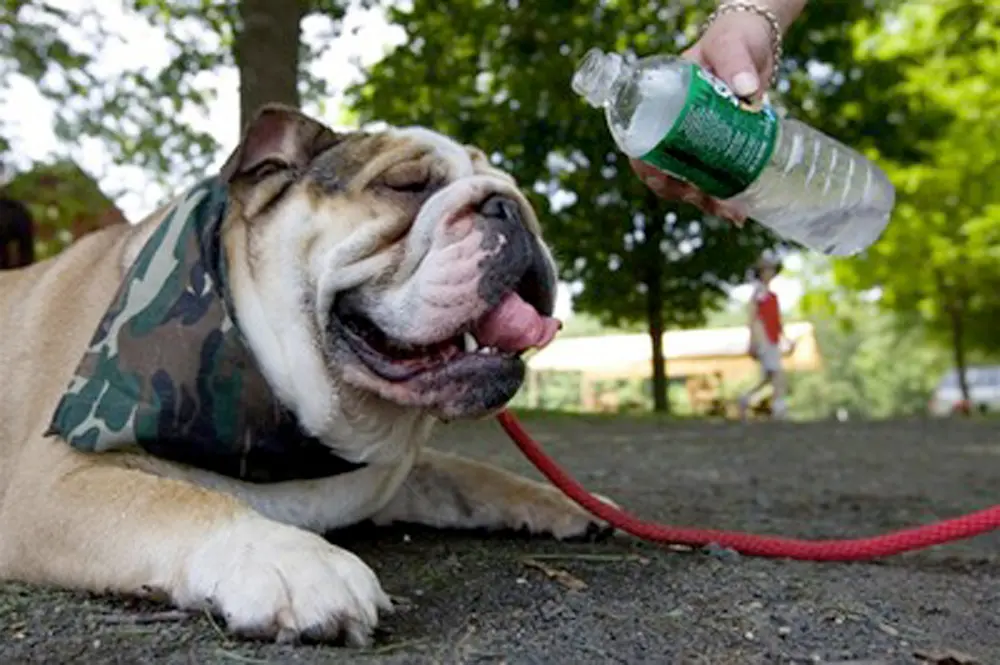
6, 0, 977, 417
790, 290, 949, 420
2, 0, 369, 188
0, 1, 96, 155
347, 0, 920, 411
828, 0, 1000, 404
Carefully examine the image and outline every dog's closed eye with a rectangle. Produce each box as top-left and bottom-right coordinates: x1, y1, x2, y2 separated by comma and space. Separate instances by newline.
379, 161, 432, 194
246, 158, 290, 181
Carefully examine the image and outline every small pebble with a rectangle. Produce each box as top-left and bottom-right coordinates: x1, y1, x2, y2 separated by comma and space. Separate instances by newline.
704, 542, 742, 562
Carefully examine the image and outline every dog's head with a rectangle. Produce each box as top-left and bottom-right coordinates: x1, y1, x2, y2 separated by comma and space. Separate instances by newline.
218, 105, 559, 434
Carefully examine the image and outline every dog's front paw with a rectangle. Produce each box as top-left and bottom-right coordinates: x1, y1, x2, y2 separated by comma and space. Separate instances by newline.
177, 516, 391, 645
510, 487, 618, 541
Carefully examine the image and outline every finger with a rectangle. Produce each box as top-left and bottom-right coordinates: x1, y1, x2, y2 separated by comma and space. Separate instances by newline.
631, 159, 683, 195
701, 36, 761, 100
646, 174, 697, 202
629, 158, 661, 181
631, 159, 698, 199
680, 43, 707, 68
707, 199, 749, 226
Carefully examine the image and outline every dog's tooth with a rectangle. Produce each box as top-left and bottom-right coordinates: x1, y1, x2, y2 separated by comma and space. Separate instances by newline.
463, 332, 479, 353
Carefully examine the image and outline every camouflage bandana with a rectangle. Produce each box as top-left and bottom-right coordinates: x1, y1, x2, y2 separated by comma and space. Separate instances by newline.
46, 177, 365, 483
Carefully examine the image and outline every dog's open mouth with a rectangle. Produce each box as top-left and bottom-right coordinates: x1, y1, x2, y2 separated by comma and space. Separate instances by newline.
334, 290, 560, 383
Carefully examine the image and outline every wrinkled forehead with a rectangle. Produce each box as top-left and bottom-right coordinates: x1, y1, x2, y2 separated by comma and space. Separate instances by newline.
306, 126, 512, 189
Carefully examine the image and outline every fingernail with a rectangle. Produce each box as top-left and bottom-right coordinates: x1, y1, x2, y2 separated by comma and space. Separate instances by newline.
732, 72, 759, 98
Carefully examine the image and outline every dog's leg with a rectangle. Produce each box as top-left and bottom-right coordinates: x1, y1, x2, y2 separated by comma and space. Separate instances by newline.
370, 449, 615, 540
0, 444, 390, 645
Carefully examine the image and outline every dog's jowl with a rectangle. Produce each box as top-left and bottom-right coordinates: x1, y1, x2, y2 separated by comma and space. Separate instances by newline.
0, 105, 612, 646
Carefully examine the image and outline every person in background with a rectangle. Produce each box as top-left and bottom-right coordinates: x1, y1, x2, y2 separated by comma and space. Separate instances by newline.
739, 251, 795, 420
635, 0, 807, 216
0, 163, 36, 270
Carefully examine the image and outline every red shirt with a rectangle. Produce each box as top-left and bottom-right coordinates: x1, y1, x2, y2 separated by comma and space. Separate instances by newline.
754, 286, 782, 345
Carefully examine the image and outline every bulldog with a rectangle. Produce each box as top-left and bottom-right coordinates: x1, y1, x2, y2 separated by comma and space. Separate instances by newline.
0, 105, 611, 646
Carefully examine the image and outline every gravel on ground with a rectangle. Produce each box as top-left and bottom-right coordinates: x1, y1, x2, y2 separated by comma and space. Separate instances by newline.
1, 415, 997, 665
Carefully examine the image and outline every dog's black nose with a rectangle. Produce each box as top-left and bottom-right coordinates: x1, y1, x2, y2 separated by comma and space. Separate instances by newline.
479, 194, 522, 224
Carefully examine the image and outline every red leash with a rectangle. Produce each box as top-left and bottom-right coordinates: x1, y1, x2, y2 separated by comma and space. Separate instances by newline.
497, 410, 1000, 561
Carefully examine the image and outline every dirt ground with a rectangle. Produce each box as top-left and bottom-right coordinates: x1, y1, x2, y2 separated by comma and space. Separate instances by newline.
1, 414, 997, 665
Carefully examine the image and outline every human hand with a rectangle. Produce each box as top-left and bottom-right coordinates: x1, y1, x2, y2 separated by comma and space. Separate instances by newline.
684, 6, 778, 104
633, 4, 782, 223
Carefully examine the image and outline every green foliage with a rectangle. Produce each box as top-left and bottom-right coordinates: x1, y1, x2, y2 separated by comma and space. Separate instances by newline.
508, 372, 582, 412
1, 0, 361, 188
828, 1, 1000, 365
776, 0, 946, 165
788, 296, 949, 420
5, 0, 993, 418
0, 1, 96, 154
558, 312, 644, 338
507, 371, 691, 415
702, 305, 749, 329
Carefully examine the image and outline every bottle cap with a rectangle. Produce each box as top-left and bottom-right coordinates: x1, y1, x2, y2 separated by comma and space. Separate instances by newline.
572, 48, 624, 108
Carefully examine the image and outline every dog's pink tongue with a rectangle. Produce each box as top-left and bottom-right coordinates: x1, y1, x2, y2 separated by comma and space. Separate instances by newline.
474, 292, 561, 353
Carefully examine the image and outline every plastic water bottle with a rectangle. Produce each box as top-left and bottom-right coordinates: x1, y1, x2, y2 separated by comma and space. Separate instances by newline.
571, 48, 896, 256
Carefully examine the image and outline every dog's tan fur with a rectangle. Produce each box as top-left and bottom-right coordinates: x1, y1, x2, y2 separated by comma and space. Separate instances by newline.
0, 106, 608, 645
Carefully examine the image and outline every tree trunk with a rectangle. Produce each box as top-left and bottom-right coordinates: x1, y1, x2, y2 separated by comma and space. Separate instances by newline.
646, 273, 669, 413
935, 270, 971, 413
235, 0, 307, 129
947, 299, 971, 408
643, 201, 669, 414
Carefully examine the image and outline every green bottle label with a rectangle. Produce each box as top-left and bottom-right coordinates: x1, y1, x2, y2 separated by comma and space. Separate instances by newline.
640, 63, 779, 200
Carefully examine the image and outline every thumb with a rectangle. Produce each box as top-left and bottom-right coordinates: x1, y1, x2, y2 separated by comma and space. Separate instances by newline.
702, 37, 761, 100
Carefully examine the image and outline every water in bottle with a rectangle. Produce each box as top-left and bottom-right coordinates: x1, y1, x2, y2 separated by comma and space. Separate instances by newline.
571, 48, 896, 256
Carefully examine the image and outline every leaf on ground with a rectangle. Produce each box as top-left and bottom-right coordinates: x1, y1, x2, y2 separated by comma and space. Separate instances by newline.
520, 558, 587, 591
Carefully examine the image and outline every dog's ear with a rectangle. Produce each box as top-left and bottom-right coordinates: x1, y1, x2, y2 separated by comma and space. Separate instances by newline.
220, 104, 341, 182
